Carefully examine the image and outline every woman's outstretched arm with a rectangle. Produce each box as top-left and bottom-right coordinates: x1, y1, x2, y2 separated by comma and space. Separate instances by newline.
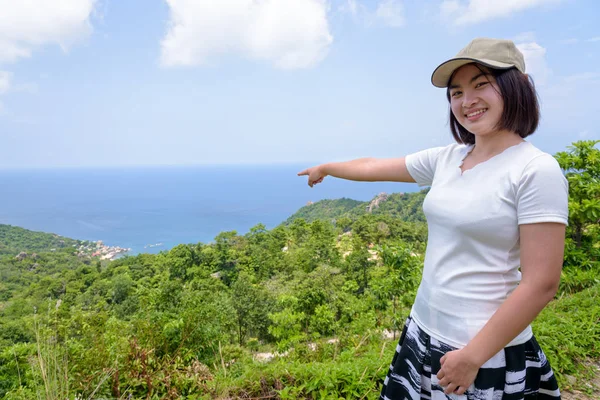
298, 157, 416, 187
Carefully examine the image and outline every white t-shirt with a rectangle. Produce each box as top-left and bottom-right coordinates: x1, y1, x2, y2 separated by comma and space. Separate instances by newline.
405, 140, 568, 349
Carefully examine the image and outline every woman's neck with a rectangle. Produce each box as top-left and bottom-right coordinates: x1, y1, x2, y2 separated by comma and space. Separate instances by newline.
471, 131, 524, 159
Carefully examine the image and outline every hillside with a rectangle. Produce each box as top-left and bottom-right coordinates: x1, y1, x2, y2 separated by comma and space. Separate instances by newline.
0, 224, 81, 255
0, 224, 130, 260
284, 197, 363, 224
285, 189, 428, 226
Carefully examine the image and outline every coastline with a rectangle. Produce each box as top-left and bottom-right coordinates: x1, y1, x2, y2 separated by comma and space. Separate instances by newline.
76, 240, 131, 260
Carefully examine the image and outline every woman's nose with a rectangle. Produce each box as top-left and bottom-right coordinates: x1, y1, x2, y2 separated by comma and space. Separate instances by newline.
462, 91, 478, 108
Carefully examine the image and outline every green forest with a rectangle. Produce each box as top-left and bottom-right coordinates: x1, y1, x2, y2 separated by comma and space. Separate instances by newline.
0, 140, 598, 400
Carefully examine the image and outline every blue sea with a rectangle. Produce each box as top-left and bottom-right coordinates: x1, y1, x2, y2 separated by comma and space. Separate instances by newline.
0, 165, 417, 255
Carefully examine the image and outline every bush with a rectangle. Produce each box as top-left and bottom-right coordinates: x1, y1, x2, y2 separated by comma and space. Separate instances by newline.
534, 284, 600, 389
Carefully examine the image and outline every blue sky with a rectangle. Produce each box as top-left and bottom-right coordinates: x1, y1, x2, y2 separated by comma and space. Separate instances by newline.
0, 0, 598, 168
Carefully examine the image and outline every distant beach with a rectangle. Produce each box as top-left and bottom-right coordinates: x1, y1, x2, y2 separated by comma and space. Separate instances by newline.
78, 240, 131, 260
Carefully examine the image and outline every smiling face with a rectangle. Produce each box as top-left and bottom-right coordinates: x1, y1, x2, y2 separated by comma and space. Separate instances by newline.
448, 63, 505, 138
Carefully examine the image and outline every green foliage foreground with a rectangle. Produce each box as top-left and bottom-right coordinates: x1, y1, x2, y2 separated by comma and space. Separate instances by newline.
215, 284, 600, 399
0, 140, 598, 399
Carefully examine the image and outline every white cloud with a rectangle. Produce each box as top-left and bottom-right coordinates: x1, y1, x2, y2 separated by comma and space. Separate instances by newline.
513, 32, 536, 42
0, 0, 97, 64
516, 42, 552, 85
0, 71, 11, 94
13, 82, 38, 93
0, 71, 6, 116
578, 130, 590, 139
160, 0, 333, 70
539, 70, 600, 119
564, 72, 600, 84
440, 0, 561, 25
375, 0, 405, 27
559, 38, 578, 45
338, 0, 405, 29
339, 0, 359, 16
440, 0, 461, 16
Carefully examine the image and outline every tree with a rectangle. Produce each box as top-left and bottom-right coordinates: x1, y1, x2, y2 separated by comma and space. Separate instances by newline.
554, 140, 600, 268
166, 244, 197, 280
268, 295, 306, 351
335, 216, 353, 232
244, 224, 285, 279
214, 231, 246, 284
231, 272, 272, 345
343, 238, 374, 294
287, 219, 341, 273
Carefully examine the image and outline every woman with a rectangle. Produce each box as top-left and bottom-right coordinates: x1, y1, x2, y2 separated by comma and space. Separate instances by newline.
298, 38, 567, 399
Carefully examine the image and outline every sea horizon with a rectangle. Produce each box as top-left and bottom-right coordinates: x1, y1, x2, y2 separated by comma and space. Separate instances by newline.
1, 164, 417, 255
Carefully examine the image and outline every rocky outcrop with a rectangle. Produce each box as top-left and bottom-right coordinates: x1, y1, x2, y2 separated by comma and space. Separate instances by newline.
367, 192, 388, 213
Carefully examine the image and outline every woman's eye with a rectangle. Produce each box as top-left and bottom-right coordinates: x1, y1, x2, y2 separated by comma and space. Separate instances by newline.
451, 91, 462, 97
475, 82, 488, 88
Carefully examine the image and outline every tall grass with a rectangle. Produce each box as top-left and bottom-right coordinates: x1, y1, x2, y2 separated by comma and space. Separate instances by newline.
4, 302, 114, 400
32, 303, 70, 400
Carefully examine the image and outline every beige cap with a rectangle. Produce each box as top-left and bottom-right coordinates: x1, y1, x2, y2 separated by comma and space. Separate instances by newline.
431, 38, 526, 88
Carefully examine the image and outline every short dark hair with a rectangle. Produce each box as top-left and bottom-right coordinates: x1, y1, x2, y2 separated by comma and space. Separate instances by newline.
446, 64, 540, 145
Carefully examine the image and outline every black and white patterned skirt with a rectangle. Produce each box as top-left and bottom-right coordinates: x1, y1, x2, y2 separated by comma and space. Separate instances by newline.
380, 316, 561, 399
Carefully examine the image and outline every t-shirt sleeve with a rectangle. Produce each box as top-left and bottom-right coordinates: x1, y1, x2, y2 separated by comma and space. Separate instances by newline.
405, 146, 445, 187
516, 154, 569, 225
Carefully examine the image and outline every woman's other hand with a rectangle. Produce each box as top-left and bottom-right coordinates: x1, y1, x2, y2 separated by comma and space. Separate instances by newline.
436, 348, 480, 395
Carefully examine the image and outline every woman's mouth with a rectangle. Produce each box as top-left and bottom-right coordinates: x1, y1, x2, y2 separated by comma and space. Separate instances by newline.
465, 108, 488, 121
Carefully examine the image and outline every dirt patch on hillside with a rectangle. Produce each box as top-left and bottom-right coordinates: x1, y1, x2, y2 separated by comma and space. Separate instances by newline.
560, 359, 600, 400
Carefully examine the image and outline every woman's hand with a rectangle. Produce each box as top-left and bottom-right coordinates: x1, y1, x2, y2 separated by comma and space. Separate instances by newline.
297, 165, 328, 187
436, 348, 480, 395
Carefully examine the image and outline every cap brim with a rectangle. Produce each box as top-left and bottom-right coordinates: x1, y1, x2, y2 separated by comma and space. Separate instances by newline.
431, 58, 515, 88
